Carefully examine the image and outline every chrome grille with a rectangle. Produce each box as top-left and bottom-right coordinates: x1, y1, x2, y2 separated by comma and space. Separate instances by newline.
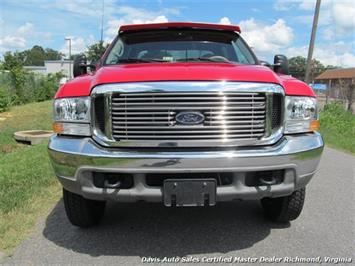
111, 92, 266, 141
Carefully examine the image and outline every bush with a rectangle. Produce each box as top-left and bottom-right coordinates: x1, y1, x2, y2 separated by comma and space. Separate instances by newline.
0, 71, 63, 107
0, 87, 11, 112
34, 73, 64, 102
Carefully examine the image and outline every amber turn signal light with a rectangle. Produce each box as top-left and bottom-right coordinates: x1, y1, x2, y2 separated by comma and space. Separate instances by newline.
310, 120, 320, 131
52, 122, 64, 134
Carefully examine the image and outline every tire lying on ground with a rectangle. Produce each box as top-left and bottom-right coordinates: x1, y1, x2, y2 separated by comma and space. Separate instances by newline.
63, 188, 106, 227
261, 188, 306, 222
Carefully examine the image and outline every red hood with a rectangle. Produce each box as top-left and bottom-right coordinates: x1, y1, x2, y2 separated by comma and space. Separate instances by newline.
55, 63, 315, 98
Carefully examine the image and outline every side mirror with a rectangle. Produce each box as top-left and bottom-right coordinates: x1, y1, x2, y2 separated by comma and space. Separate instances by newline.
273, 54, 289, 75
73, 55, 87, 77
73, 55, 96, 78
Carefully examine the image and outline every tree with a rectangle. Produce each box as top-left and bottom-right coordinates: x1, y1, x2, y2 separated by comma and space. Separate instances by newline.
86, 41, 109, 64
21, 46, 64, 66
24, 45, 46, 66
1, 52, 27, 104
44, 48, 64, 61
288, 56, 326, 82
1, 51, 26, 69
1, 46, 64, 67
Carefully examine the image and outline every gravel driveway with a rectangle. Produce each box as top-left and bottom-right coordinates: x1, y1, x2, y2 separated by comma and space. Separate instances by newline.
2, 147, 354, 265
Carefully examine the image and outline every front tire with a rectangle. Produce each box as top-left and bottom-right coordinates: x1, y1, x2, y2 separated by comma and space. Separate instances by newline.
63, 188, 106, 227
261, 188, 306, 222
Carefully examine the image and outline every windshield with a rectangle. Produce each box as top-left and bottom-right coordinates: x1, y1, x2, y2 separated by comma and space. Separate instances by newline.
105, 29, 256, 65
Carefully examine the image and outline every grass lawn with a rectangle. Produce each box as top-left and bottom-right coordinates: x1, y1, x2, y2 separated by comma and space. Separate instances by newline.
0, 101, 61, 256
319, 103, 355, 155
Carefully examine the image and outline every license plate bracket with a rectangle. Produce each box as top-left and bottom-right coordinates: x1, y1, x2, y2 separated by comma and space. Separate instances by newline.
163, 179, 216, 207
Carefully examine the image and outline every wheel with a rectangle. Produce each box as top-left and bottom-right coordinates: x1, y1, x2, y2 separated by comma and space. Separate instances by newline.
63, 188, 106, 227
261, 188, 306, 222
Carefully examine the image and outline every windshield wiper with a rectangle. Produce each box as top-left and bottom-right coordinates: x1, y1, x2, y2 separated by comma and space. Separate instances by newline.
117, 58, 171, 63
178, 57, 230, 63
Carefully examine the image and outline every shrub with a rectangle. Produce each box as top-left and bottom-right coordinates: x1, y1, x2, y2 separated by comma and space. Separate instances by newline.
0, 87, 10, 112
0, 71, 63, 106
34, 73, 64, 102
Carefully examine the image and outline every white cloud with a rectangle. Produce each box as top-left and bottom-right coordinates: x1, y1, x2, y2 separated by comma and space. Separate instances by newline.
135, 15, 169, 25
219, 17, 232, 25
273, 0, 303, 11
322, 27, 335, 40
104, 6, 172, 41
106, 16, 170, 41
293, 9, 332, 26
273, 0, 354, 43
274, 0, 329, 11
0, 36, 27, 51
331, 1, 355, 30
319, 1, 355, 40
60, 35, 96, 56
286, 42, 355, 67
106, 19, 125, 41
17, 22, 35, 35
239, 18, 294, 56
0, 22, 36, 52
298, 0, 316, 10
276, 0, 354, 40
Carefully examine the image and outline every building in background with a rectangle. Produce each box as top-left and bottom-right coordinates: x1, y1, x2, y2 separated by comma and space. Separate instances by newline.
24, 60, 73, 78
315, 68, 355, 112
22, 65, 47, 74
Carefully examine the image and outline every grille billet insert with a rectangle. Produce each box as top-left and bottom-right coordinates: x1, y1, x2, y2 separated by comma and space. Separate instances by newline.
94, 95, 105, 133
111, 92, 267, 141
272, 94, 282, 128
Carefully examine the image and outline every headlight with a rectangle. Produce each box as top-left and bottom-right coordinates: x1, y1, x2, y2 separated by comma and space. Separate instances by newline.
53, 97, 91, 136
284, 96, 319, 134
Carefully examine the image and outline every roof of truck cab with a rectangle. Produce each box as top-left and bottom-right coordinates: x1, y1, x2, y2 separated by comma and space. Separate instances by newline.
119, 22, 241, 33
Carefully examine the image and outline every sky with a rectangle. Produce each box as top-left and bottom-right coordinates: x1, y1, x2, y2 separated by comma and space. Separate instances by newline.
0, 0, 354, 67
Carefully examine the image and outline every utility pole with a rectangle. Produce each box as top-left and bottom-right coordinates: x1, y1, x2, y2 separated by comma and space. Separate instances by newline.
305, 0, 321, 84
65, 37, 72, 80
100, 0, 105, 43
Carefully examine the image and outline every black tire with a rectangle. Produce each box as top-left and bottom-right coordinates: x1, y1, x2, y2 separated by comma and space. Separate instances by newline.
63, 188, 106, 227
261, 188, 306, 222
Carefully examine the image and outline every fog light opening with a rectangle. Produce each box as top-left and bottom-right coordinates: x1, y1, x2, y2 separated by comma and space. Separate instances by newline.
93, 172, 133, 189
104, 178, 122, 189
259, 175, 277, 185
245, 170, 284, 187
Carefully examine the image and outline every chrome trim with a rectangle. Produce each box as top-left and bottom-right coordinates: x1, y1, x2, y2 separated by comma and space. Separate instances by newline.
104, 93, 113, 139
48, 133, 324, 201
91, 81, 285, 147
91, 82, 285, 95
265, 91, 273, 137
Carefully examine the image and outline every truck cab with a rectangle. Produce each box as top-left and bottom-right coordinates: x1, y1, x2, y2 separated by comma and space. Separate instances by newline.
49, 22, 323, 227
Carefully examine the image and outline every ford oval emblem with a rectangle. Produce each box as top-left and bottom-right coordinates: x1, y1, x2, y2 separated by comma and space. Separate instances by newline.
175, 111, 205, 125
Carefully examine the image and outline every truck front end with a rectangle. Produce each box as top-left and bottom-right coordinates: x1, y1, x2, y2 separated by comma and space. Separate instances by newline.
48, 22, 323, 227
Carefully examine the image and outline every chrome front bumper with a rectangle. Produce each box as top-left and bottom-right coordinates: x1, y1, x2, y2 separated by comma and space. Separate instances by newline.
48, 133, 324, 202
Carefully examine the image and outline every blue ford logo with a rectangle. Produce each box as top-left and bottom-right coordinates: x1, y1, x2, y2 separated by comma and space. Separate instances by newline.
175, 111, 205, 125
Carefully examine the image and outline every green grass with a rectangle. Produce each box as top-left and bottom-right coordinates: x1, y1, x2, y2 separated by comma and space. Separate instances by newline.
0, 101, 61, 255
320, 103, 355, 155
0, 101, 53, 152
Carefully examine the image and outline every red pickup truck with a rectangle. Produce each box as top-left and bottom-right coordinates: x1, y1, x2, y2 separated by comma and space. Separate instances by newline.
48, 22, 324, 227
